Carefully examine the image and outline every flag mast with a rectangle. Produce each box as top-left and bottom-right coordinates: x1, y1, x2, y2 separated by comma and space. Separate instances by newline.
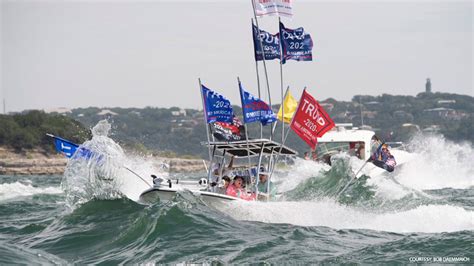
251, 0, 273, 140
198, 78, 213, 165
269, 86, 306, 181
278, 16, 285, 146
251, 18, 264, 139
237, 77, 253, 177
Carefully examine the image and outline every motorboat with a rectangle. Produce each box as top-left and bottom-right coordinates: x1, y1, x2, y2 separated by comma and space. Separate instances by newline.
314, 124, 412, 178
138, 138, 298, 205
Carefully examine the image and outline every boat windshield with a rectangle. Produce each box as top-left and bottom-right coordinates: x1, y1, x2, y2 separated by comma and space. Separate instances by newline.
316, 141, 366, 160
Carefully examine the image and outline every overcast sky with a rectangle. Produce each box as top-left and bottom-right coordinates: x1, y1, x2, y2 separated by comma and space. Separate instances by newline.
1, 0, 472, 112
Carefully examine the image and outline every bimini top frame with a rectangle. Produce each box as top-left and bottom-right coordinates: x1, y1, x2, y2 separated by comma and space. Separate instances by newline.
201, 138, 298, 158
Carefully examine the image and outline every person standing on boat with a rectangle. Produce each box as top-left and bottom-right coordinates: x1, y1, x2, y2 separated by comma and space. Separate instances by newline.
226, 176, 255, 200
370, 144, 397, 172
256, 170, 276, 200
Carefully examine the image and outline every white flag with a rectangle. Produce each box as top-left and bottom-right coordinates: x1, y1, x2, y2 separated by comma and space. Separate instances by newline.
254, 0, 293, 18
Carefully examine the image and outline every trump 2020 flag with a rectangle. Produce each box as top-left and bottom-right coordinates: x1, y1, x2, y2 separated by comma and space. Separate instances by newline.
239, 82, 276, 125
253, 0, 293, 18
201, 85, 234, 124
253, 24, 280, 61
290, 89, 335, 149
279, 22, 313, 64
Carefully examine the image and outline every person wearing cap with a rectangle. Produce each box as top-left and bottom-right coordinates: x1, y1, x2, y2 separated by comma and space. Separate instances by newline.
370, 143, 396, 172
226, 176, 255, 200
256, 169, 277, 200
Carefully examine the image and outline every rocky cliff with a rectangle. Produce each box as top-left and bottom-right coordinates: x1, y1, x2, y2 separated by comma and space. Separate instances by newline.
0, 148, 205, 175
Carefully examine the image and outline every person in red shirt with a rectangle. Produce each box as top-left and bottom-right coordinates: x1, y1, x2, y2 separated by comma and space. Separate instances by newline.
226, 176, 255, 200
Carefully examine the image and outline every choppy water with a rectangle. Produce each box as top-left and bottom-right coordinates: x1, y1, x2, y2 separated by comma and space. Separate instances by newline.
0, 127, 473, 263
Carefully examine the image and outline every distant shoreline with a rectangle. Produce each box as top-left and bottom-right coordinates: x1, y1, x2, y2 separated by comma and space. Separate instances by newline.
0, 147, 205, 175
0, 147, 67, 175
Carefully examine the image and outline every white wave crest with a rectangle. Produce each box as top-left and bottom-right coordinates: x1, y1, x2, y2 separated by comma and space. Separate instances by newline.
395, 134, 474, 190
222, 200, 474, 233
0, 182, 62, 201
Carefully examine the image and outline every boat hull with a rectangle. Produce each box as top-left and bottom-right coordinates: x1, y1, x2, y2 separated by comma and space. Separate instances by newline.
139, 186, 239, 206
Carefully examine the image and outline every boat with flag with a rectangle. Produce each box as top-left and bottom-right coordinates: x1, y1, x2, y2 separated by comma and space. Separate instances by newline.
139, 138, 297, 205
312, 124, 412, 178
49, 0, 402, 205
139, 81, 298, 205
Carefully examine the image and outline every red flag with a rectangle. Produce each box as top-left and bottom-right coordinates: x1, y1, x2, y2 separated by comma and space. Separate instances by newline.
290, 89, 335, 149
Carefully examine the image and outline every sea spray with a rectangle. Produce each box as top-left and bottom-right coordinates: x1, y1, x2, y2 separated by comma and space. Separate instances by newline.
60, 120, 167, 209
396, 133, 474, 190
61, 120, 126, 209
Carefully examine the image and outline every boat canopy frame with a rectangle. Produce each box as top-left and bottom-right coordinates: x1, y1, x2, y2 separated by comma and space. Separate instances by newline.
201, 138, 298, 200
201, 138, 298, 158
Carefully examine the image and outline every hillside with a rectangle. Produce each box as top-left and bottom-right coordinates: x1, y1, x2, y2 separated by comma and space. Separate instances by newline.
0, 110, 91, 152
66, 92, 473, 157
1, 92, 472, 159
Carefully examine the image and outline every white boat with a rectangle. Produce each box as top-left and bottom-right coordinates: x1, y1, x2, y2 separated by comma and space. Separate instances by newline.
138, 138, 298, 205
314, 124, 412, 178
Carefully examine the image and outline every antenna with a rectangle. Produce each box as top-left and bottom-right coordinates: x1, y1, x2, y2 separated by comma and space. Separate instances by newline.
2, 98, 5, 114
359, 96, 364, 127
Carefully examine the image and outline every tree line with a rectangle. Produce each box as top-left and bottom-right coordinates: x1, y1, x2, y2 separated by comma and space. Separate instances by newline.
1, 92, 472, 157
0, 110, 90, 152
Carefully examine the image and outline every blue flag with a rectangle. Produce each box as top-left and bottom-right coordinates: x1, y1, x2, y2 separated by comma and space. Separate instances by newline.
252, 24, 281, 61
51, 135, 99, 160
201, 85, 234, 123
279, 22, 313, 64
239, 82, 276, 125
53, 136, 78, 158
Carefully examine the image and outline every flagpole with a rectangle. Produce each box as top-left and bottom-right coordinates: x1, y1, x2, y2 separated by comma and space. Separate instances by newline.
273, 86, 289, 142
252, 18, 264, 139
238, 77, 253, 176
269, 86, 306, 178
251, 0, 273, 140
198, 78, 213, 165
278, 16, 285, 146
